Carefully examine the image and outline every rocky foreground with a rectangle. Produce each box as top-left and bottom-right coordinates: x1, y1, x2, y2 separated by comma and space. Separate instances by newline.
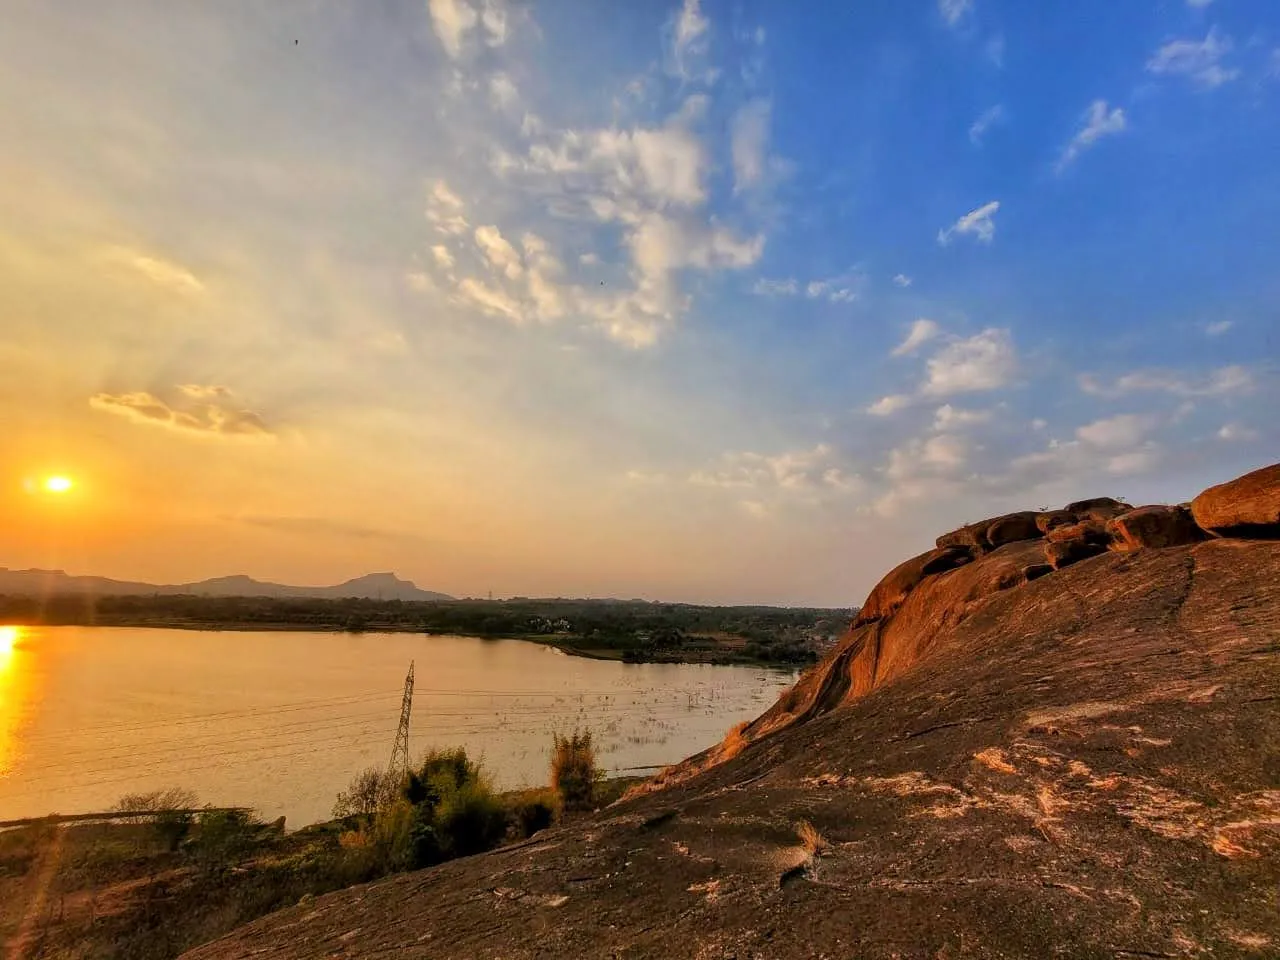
186, 466, 1280, 960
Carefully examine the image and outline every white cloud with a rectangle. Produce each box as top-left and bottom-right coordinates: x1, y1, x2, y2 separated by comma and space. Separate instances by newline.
90, 388, 273, 440
752, 277, 798, 296
690, 443, 857, 496
1079, 365, 1252, 398
1146, 29, 1239, 88
430, 244, 455, 269
426, 179, 469, 235
579, 252, 599, 266
937, 200, 1000, 245
1107, 447, 1161, 476
891, 318, 940, 357
1031, 418, 1047, 431
427, 0, 508, 59
1204, 319, 1232, 336
867, 394, 912, 416
933, 404, 991, 430
968, 105, 1004, 145
985, 34, 1005, 68
923, 328, 1018, 395
892, 273, 913, 288
1217, 423, 1259, 442
99, 246, 205, 295
1057, 100, 1126, 172
740, 499, 769, 519
1076, 413, 1152, 449
474, 224, 523, 280
456, 276, 524, 322
730, 99, 770, 192
939, 0, 974, 28
488, 72, 518, 111
671, 0, 711, 80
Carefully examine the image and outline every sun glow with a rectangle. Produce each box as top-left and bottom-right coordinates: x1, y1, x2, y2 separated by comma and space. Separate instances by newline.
44, 476, 74, 493
0, 626, 17, 659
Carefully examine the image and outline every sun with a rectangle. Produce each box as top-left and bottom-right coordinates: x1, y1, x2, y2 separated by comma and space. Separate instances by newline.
0, 626, 18, 656
44, 476, 74, 493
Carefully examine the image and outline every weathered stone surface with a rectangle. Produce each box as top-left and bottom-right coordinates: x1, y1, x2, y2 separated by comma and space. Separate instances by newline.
984, 511, 1041, 547
936, 521, 990, 552
186, 538, 1280, 960
1035, 510, 1075, 534
1044, 537, 1107, 569
1064, 496, 1127, 514
1044, 519, 1109, 545
853, 545, 971, 627
1191, 462, 1280, 536
1108, 504, 1206, 551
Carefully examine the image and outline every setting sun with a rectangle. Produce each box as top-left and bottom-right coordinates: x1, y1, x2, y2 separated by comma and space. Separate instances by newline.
44, 476, 74, 493
0, 625, 18, 656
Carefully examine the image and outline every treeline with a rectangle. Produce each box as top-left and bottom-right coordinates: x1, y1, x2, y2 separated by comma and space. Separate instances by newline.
0, 594, 852, 665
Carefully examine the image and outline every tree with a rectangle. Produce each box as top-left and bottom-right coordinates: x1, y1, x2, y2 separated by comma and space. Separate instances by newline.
332, 767, 393, 821
550, 729, 600, 812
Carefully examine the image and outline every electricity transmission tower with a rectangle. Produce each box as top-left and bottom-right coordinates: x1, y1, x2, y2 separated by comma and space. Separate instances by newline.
387, 661, 415, 781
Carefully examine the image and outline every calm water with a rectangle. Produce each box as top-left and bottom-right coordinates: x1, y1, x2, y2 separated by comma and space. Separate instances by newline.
0, 626, 795, 827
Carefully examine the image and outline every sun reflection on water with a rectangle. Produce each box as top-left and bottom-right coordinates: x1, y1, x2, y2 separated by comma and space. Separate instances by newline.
0, 625, 30, 776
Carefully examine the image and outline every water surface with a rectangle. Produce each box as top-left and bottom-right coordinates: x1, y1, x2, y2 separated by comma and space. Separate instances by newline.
0, 626, 795, 826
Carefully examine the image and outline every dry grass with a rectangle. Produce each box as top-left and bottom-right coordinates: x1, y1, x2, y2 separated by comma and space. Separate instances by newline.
796, 820, 828, 857
718, 721, 751, 761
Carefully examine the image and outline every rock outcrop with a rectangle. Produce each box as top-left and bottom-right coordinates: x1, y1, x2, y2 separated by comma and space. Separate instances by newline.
184, 464, 1280, 960
1191, 463, 1280, 537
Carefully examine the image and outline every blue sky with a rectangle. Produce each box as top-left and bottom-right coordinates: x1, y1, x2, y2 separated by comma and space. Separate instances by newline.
1, 0, 1276, 605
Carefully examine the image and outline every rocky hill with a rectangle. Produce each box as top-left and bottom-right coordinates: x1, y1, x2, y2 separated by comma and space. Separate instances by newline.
185, 465, 1280, 960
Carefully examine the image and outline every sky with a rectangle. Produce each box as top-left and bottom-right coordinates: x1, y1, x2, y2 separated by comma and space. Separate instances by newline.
1, 0, 1277, 606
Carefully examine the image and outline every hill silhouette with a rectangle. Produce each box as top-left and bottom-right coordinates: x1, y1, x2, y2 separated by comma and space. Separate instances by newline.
0, 568, 452, 602
186, 464, 1280, 959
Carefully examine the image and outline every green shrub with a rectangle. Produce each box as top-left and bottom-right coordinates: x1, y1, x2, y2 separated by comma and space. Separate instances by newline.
434, 779, 507, 858
551, 730, 600, 812
332, 766, 394, 821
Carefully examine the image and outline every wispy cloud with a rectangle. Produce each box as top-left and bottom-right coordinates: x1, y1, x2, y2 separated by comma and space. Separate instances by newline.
968, 105, 1004, 145
892, 273, 913, 288
98, 246, 205, 295
689, 443, 857, 497
1076, 413, 1153, 449
1204, 319, 1232, 336
751, 277, 798, 296
730, 99, 771, 192
90, 387, 274, 440
938, 0, 974, 29
751, 270, 861, 303
923, 328, 1018, 394
1217, 423, 1259, 442
1146, 28, 1239, 88
937, 200, 1000, 245
427, 0, 509, 59
891, 318, 940, 357
1056, 100, 1126, 172
1079, 365, 1252, 398
670, 0, 712, 81
867, 394, 912, 416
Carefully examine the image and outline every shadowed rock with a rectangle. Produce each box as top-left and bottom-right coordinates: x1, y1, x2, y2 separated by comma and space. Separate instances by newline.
1108, 504, 1206, 551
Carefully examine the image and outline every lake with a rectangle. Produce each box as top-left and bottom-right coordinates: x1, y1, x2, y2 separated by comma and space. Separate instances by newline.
0, 626, 797, 827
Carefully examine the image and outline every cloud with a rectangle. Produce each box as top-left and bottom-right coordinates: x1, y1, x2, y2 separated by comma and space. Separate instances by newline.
1204, 319, 1232, 336
428, 0, 508, 59
474, 224, 523, 280
426, 179, 469, 235
937, 200, 1000, 245
455, 276, 525, 323
232, 515, 418, 542
671, 0, 711, 80
938, 0, 974, 28
867, 394, 912, 416
488, 72, 518, 111
968, 105, 1004, 145
690, 443, 858, 498
730, 99, 771, 192
933, 404, 991, 430
1217, 423, 1259, 441
923, 328, 1018, 394
892, 273, 913, 288
891, 318, 940, 357
1076, 413, 1153, 449
90, 388, 274, 440
1056, 100, 1126, 172
1186, 0, 1214, 7
1079, 365, 1252, 398
99, 246, 205, 295
751, 277, 798, 296
1146, 29, 1239, 88
431, 244, 455, 269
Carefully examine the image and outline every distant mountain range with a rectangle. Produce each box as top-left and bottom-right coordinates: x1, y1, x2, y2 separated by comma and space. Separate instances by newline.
0, 568, 453, 602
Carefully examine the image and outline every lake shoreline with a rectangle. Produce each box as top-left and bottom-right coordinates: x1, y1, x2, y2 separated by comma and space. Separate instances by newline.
14, 617, 810, 669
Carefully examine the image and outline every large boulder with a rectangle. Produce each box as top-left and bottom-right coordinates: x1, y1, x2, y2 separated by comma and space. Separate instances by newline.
936, 521, 990, 553
1108, 505, 1206, 552
1045, 519, 1110, 546
1035, 510, 1076, 534
853, 545, 972, 626
1191, 463, 1280, 537
984, 512, 1041, 548
1044, 537, 1107, 570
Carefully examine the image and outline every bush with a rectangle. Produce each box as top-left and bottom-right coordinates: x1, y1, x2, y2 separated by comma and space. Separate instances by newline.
193, 809, 260, 872
505, 788, 559, 839
332, 766, 394, 821
551, 729, 600, 812
115, 786, 199, 851
434, 780, 507, 858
